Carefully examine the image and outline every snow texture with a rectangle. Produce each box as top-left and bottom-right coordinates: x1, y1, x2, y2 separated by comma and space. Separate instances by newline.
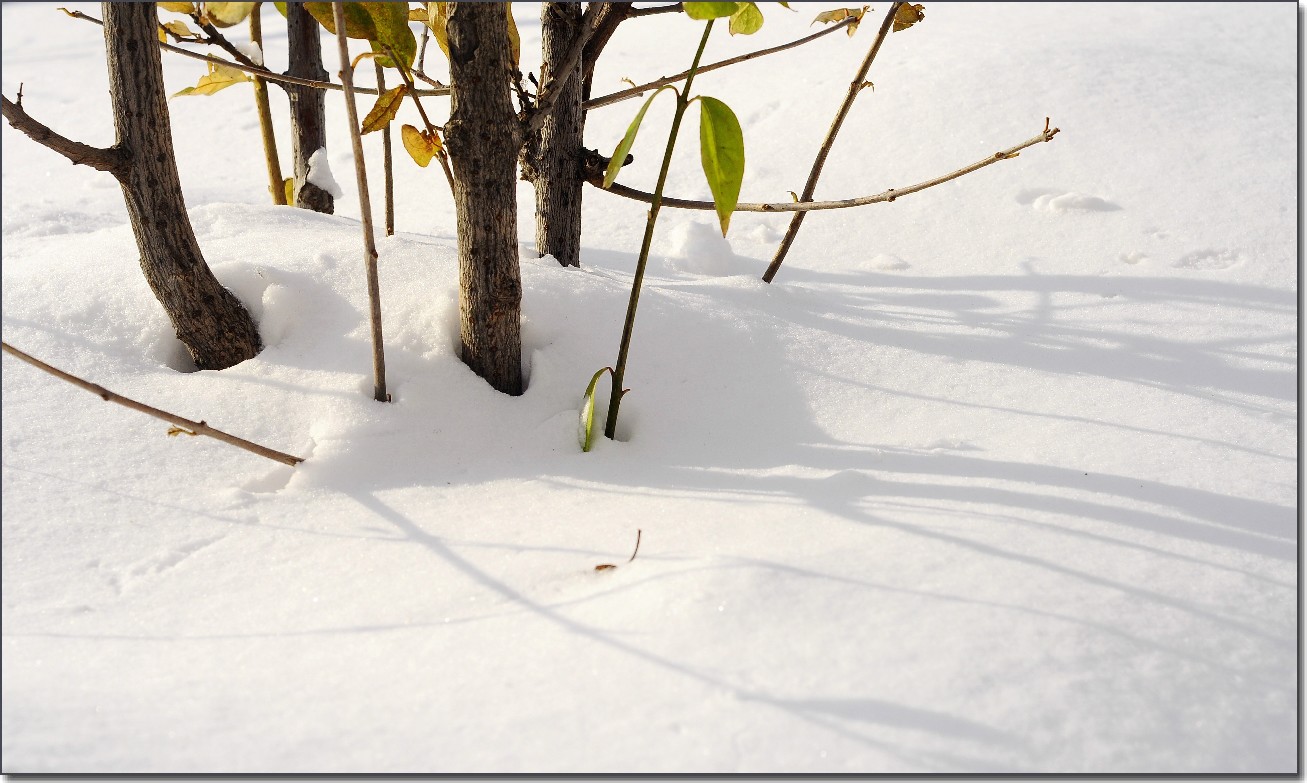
0, 1, 1297, 774
305, 147, 343, 198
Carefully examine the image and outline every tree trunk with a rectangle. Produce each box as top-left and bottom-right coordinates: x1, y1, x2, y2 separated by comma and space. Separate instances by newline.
446, 3, 524, 396
522, 2, 585, 268
103, 2, 261, 370
286, 2, 333, 214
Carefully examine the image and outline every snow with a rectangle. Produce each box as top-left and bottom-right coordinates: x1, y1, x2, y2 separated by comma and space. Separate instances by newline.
305, 147, 344, 198
1, 1, 1297, 774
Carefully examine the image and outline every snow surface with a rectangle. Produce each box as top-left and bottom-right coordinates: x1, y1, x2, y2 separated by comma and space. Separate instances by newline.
305, 146, 343, 198
1, 1, 1298, 774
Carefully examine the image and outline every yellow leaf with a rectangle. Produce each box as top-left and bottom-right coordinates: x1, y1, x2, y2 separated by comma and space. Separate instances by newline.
506, 4, 520, 66
408, 7, 428, 22
159, 26, 167, 43
351, 50, 383, 70
200, 1, 256, 27
362, 85, 407, 134
172, 62, 250, 97
426, 2, 450, 60
892, 2, 924, 31
282, 177, 295, 204
160, 19, 199, 40
159, 1, 196, 13
401, 124, 442, 167
811, 5, 867, 36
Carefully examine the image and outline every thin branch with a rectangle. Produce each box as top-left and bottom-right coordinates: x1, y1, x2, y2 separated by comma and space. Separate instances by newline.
0, 95, 127, 174
590, 125, 1061, 213
525, 2, 603, 135
630, 4, 683, 18
386, 51, 457, 197
62, 8, 449, 98
189, 10, 264, 71
333, 3, 388, 403
764, 2, 900, 283
376, 60, 395, 235
1, 342, 305, 467
582, 16, 855, 111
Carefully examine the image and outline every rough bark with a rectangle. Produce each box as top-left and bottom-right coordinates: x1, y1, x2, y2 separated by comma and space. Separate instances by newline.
286, 2, 333, 213
522, 2, 585, 268
103, 2, 261, 370
446, 3, 524, 396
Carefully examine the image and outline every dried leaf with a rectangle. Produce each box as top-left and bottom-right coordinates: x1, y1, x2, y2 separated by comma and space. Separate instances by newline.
172, 62, 250, 97
893, 2, 925, 31
282, 177, 295, 204
594, 563, 617, 571
788, 190, 799, 202
505, 4, 520, 66
425, 2, 450, 60
859, 80, 874, 91
159, 1, 197, 13
811, 5, 867, 36
401, 124, 442, 167
160, 19, 199, 40
167, 425, 197, 437
361, 84, 407, 133
408, 6, 428, 22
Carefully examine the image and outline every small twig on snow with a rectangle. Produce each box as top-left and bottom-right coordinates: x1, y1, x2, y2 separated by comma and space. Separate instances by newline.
1, 342, 305, 467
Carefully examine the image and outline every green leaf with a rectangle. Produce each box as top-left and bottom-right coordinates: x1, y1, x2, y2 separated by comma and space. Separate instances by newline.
697, 96, 745, 236
361, 84, 407, 133
777, 1, 793, 8
579, 367, 613, 452
603, 85, 677, 188
728, 2, 764, 35
172, 61, 251, 97
683, 2, 741, 20
304, 2, 416, 68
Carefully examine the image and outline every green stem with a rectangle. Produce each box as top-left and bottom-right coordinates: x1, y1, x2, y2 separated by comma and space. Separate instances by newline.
604, 20, 714, 440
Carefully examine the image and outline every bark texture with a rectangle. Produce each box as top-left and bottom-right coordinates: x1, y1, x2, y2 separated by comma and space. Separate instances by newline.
522, 2, 585, 268
446, 3, 524, 396
286, 2, 334, 213
103, 2, 261, 370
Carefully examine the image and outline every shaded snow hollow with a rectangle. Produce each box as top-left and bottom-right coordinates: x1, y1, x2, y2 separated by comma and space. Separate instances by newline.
1, 1, 1297, 774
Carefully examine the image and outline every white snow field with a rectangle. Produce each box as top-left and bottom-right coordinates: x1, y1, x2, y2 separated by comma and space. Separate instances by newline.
1, 1, 1297, 773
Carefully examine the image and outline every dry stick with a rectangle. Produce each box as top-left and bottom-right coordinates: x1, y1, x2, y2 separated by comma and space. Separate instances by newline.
526, 2, 603, 136
763, 3, 901, 283
630, 4, 684, 18
1, 342, 304, 467
62, 8, 449, 98
593, 125, 1060, 212
375, 60, 395, 235
582, 16, 855, 111
333, 2, 388, 404
249, 4, 287, 205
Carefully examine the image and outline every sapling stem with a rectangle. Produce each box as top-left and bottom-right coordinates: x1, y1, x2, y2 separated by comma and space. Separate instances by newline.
603, 20, 715, 440
333, 2, 388, 403
249, 3, 287, 206
375, 60, 395, 235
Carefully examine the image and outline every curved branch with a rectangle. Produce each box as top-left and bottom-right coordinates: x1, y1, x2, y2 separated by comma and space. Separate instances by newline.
1, 94, 127, 174
582, 16, 855, 111
582, 3, 635, 101
62, 8, 449, 98
590, 126, 1061, 213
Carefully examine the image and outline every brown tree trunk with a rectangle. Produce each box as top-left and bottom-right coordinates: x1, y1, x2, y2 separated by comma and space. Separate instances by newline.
522, 2, 585, 268
103, 2, 261, 370
286, 1, 333, 214
446, 2, 524, 396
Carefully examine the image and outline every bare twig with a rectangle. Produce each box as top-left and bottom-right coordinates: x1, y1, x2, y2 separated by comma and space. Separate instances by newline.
0, 95, 126, 174
249, 4, 287, 205
592, 125, 1061, 212
763, 3, 901, 283
333, 3, 388, 403
375, 61, 395, 235
62, 8, 449, 98
526, 2, 603, 135
190, 10, 264, 72
630, 4, 683, 18
583, 16, 856, 111
581, 2, 635, 101
627, 529, 642, 562
1, 342, 304, 467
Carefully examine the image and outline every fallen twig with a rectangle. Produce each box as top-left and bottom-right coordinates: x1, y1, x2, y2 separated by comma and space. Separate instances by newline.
1, 342, 304, 467
595, 529, 643, 571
